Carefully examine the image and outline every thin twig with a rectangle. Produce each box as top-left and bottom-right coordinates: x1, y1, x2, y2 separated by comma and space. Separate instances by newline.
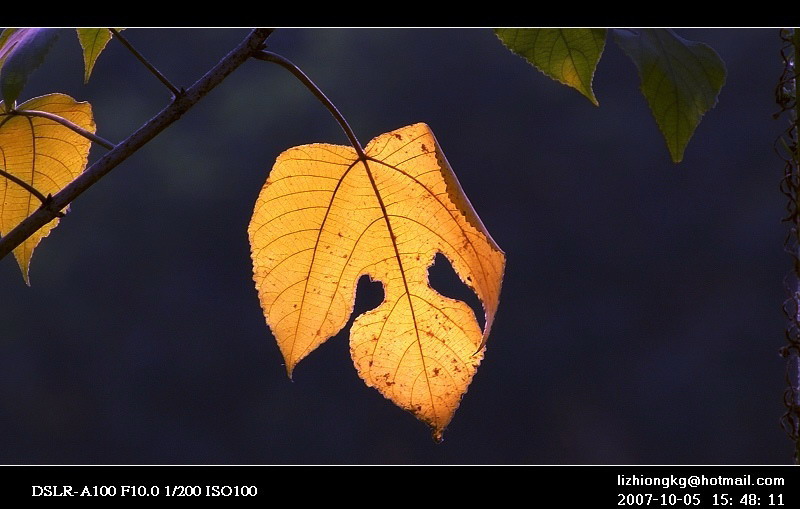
0, 167, 48, 204
254, 50, 365, 158
8, 110, 115, 150
109, 28, 182, 98
0, 28, 274, 260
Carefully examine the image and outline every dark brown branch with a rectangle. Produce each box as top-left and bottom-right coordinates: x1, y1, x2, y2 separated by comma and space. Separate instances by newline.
8, 109, 115, 149
109, 28, 182, 97
0, 28, 274, 260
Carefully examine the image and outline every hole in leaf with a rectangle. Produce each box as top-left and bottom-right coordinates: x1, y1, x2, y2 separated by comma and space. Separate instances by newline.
427, 253, 485, 331
352, 274, 385, 317
337, 275, 384, 345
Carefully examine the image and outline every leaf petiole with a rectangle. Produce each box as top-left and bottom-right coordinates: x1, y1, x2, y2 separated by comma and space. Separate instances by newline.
254, 50, 366, 159
109, 28, 182, 98
9, 109, 115, 149
0, 167, 48, 205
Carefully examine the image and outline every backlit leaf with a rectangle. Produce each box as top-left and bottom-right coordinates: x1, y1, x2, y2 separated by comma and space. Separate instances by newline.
0, 93, 95, 283
494, 28, 607, 106
249, 123, 505, 439
0, 28, 60, 108
76, 28, 123, 83
613, 28, 726, 163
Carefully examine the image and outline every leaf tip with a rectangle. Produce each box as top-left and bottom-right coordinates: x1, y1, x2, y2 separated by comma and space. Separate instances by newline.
14, 252, 32, 286
573, 84, 601, 106
665, 128, 688, 163
284, 360, 297, 380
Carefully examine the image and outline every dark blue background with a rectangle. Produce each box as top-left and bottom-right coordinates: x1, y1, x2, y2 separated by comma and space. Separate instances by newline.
0, 28, 790, 464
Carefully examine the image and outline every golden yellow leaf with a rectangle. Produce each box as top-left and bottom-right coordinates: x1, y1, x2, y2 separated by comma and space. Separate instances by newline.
249, 123, 505, 439
0, 93, 95, 283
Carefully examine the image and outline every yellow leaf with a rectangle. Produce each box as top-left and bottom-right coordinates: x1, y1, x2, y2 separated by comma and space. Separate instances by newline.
0, 93, 95, 283
249, 123, 505, 439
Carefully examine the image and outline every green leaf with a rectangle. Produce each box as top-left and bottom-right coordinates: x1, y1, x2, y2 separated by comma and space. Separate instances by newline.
0, 28, 60, 108
494, 28, 607, 106
76, 28, 123, 83
612, 28, 726, 163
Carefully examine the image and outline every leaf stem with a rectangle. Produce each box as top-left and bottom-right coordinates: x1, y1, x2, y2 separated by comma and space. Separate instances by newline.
0, 167, 48, 204
109, 28, 182, 98
254, 50, 366, 158
0, 28, 274, 260
9, 109, 115, 149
